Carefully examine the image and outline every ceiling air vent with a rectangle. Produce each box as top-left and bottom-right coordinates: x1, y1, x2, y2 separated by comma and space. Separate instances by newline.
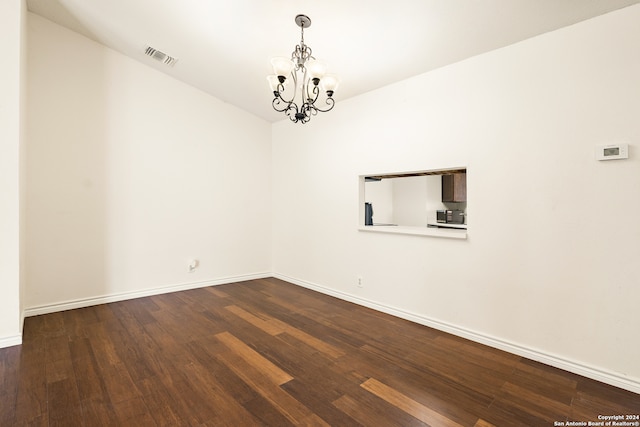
144, 46, 178, 67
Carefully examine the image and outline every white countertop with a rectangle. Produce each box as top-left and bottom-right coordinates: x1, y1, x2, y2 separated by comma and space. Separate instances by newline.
427, 222, 467, 230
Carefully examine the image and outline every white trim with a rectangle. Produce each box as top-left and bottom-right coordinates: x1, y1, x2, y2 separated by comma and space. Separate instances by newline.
274, 272, 640, 395
358, 225, 467, 239
23, 272, 270, 318
0, 334, 22, 349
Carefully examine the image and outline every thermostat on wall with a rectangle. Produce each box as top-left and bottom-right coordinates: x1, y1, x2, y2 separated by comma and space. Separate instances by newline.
595, 143, 628, 161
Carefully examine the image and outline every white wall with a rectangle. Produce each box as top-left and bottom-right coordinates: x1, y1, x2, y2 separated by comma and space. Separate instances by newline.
0, 0, 26, 347
364, 179, 393, 224
392, 176, 428, 226
272, 4, 640, 392
25, 14, 272, 312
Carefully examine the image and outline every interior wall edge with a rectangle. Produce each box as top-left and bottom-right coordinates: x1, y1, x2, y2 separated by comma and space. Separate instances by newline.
273, 272, 640, 395
22, 272, 271, 318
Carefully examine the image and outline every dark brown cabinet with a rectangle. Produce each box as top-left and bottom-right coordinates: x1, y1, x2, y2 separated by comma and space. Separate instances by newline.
442, 173, 466, 203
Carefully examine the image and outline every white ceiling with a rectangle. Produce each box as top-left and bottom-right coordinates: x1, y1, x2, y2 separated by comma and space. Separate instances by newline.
26, 0, 640, 123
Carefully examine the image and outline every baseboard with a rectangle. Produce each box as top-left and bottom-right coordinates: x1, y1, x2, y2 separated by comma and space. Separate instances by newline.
274, 273, 640, 395
23, 272, 271, 318
18, 271, 640, 394
0, 334, 22, 349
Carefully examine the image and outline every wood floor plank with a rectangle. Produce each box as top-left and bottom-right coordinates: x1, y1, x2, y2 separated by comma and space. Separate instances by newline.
61, 307, 98, 340
101, 362, 142, 404
350, 343, 495, 412
333, 393, 425, 427
0, 346, 20, 425
85, 321, 125, 371
176, 286, 233, 313
149, 301, 222, 344
474, 419, 497, 427
226, 304, 345, 359
569, 387, 640, 420
225, 304, 286, 335
2, 277, 638, 426
278, 327, 345, 359
81, 397, 120, 426
484, 396, 551, 426
433, 334, 522, 375
507, 359, 578, 407
13, 357, 48, 425
72, 350, 109, 402
47, 378, 83, 424
361, 377, 465, 427
45, 334, 72, 362
360, 340, 507, 400
207, 287, 230, 298
215, 331, 293, 385
185, 339, 262, 405
338, 349, 486, 425
112, 396, 156, 425
140, 320, 181, 352
242, 394, 297, 427
575, 377, 640, 412
180, 360, 264, 426
494, 381, 571, 422
214, 337, 329, 425
282, 378, 370, 427
153, 373, 214, 426
24, 312, 65, 340
135, 375, 189, 426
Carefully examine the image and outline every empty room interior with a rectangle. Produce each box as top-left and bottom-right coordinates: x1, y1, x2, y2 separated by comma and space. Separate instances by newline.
2, 0, 640, 425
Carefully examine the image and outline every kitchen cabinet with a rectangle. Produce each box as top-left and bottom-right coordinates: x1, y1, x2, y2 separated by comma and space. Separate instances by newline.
442, 173, 466, 203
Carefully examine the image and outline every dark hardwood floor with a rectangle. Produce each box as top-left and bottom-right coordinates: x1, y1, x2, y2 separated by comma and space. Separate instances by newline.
1, 278, 638, 426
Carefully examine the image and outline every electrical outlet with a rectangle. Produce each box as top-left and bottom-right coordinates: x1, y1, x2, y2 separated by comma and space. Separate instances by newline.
357, 276, 363, 288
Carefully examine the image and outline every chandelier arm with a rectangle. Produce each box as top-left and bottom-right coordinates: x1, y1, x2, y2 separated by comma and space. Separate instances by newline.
272, 82, 294, 112
272, 96, 292, 113
305, 83, 320, 105
298, 103, 312, 123
312, 97, 336, 113
272, 70, 299, 105
285, 105, 301, 122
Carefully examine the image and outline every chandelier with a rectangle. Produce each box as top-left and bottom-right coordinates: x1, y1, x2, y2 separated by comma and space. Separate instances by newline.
267, 15, 340, 124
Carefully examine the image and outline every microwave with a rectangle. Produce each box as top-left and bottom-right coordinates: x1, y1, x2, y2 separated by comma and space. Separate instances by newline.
437, 210, 465, 224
